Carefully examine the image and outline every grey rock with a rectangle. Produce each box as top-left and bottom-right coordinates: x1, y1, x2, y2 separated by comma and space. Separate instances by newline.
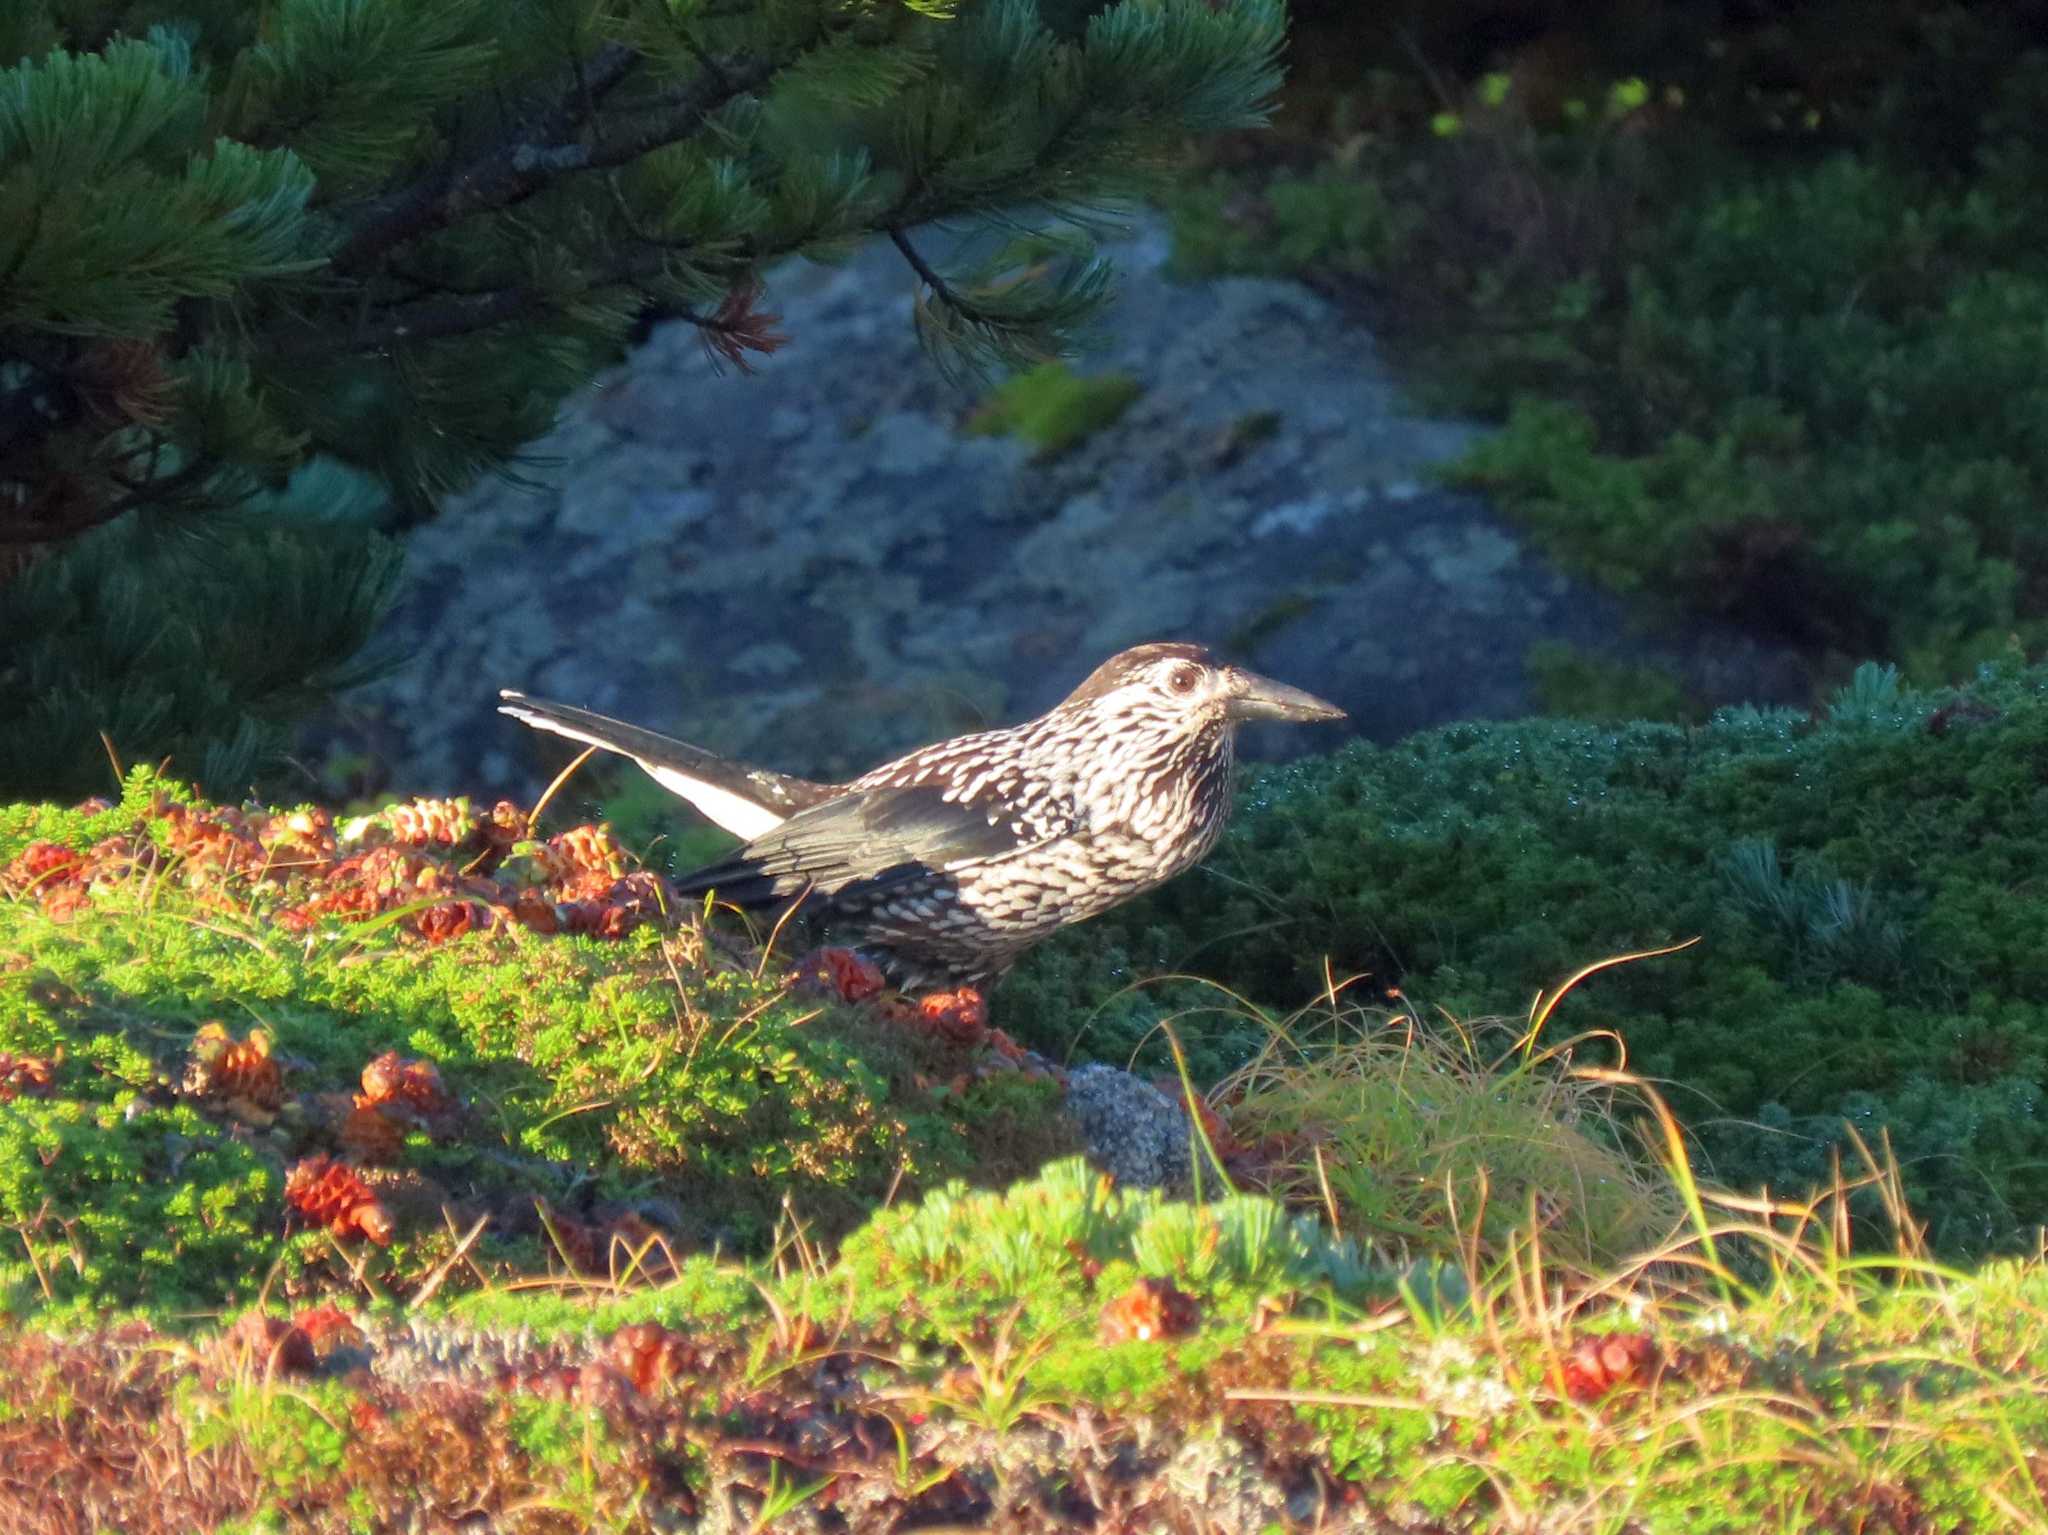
310, 212, 1811, 800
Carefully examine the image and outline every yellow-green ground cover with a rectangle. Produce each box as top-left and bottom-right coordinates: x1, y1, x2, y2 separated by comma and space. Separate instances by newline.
4, 767, 2047, 1530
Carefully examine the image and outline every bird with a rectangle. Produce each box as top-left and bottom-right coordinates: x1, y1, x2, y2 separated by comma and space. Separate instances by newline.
498, 643, 1344, 990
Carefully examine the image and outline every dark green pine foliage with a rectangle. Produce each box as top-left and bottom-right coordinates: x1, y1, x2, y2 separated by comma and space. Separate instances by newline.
1006, 660, 2048, 1257
0, 0, 1285, 800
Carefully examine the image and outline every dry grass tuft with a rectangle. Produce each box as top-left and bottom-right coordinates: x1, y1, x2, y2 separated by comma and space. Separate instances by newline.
1188, 953, 1690, 1271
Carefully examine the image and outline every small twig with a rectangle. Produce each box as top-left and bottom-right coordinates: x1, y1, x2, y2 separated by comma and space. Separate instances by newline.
888, 225, 964, 310
410, 1212, 493, 1307
752, 884, 814, 983
526, 745, 599, 836
98, 730, 125, 789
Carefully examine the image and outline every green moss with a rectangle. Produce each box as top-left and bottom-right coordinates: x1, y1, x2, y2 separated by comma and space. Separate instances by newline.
0, 773, 1089, 1319
443, 1257, 758, 1337
965, 362, 1142, 459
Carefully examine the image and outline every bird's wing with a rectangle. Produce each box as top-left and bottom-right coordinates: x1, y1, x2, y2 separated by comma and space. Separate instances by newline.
673, 781, 1074, 909
497, 691, 835, 840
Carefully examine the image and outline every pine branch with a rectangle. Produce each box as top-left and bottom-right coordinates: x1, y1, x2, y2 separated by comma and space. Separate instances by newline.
888, 224, 971, 318
328, 46, 785, 277
564, 54, 789, 175
0, 447, 219, 546
265, 247, 699, 359
886, 223, 1111, 382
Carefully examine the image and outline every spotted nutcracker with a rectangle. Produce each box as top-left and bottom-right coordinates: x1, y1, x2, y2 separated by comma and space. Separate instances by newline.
499, 643, 1343, 989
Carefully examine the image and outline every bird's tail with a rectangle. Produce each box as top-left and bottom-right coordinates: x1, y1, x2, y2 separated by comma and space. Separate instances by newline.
496, 691, 834, 840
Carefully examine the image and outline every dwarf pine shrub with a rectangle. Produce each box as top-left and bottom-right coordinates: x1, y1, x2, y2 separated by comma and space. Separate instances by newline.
1006, 659, 2048, 1256
1170, 19, 2048, 680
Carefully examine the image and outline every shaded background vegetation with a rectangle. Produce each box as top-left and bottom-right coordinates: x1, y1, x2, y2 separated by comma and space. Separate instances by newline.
1171, 0, 2048, 687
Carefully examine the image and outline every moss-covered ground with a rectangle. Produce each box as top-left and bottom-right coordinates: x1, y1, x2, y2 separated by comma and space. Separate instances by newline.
6, 711, 2048, 1530
0, 776, 1079, 1326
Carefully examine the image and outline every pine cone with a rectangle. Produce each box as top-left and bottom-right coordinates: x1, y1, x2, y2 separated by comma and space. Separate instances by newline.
336, 1101, 407, 1164
342, 797, 476, 850
464, 800, 529, 874
549, 825, 627, 882
795, 947, 887, 1003
157, 802, 269, 884
358, 1050, 457, 1127
1, 841, 82, 897
917, 988, 989, 1043
257, 806, 338, 867
536, 1201, 606, 1275
83, 832, 160, 887
502, 887, 561, 935
555, 873, 671, 940
284, 1155, 395, 1245
1098, 1278, 1201, 1344
412, 899, 490, 943
218, 1312, 317, 1376
0, 1051, 56, 1102
1557, 1332, 1659, 1403
534, 1202, 675, 1278
608, 1323, 698, 1395
182, 1023, 284, 1121
291, 1303, 365, 1359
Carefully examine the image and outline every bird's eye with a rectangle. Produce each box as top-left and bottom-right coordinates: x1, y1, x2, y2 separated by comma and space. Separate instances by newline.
1167, 666, 1199, 694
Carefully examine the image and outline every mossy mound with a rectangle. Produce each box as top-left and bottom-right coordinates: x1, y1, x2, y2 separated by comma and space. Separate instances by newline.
0, 772, 1077, 1322
1005, 660, 2048, 1256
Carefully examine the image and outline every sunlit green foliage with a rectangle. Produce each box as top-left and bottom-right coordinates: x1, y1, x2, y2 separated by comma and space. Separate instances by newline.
0, 772, 1076, 1318
10, 1147, 2048, 1532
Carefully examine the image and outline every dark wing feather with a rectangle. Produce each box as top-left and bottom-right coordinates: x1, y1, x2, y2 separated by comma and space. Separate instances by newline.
674, 783, 1066, 910
497, 691, 835, 836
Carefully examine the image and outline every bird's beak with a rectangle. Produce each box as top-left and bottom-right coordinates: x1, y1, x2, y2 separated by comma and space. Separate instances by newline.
1223, 667, 1347, 724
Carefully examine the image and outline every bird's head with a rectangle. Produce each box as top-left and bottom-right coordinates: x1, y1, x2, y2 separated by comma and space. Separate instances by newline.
1060, 643, 1346, 737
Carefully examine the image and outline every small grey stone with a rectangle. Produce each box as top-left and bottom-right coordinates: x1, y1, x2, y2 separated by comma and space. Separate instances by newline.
1064, 1063, 1192, 1189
